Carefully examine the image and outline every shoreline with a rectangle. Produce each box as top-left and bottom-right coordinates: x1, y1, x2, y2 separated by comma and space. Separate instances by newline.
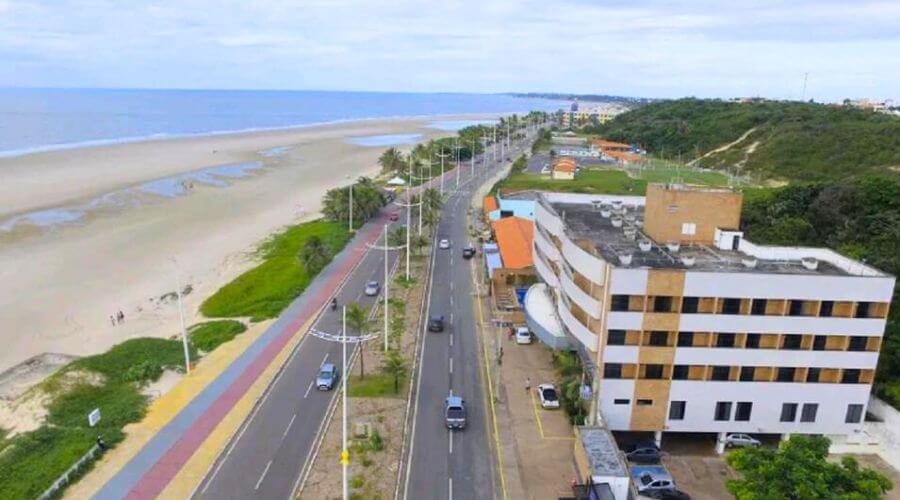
0, 113, 481, 374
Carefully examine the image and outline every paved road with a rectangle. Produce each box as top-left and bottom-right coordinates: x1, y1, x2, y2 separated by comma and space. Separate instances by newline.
403, 134, 536, 500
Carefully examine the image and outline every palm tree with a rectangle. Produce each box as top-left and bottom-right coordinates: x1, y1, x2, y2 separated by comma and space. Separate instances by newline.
299, 235, 329, 274
422, 188, 443, 214
382, 350, 408, 393
378, 148, 403, 174
422, 209, 440, 234
346, 303, 371, 378
388, 225, 407, 262
410, 233, 429, 256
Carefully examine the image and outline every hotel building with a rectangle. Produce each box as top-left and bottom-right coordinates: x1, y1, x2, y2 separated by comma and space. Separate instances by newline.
527, 184, 894, 446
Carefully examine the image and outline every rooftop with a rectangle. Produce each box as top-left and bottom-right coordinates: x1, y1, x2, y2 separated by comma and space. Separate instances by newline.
492, 216, 534, 269
577, 426, 627, 478
544, 196, 882, 276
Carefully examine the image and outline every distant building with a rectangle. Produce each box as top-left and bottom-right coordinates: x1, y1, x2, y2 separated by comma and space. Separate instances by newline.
557, 146, 602, 158
562, 104, 628, 128
552, 158, 577, 180
484, 193, 537, 221
529, 184, 894, 450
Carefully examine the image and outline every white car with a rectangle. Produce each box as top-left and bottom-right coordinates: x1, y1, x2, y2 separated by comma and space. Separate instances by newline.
439, 239, 451, 249
515, 327, 532, 345
364, 280, 380, 296
724, 433, 761, 448
537, 384, 560, 409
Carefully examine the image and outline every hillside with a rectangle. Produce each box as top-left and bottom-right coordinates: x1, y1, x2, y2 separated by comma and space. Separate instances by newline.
592, 98, 900, 182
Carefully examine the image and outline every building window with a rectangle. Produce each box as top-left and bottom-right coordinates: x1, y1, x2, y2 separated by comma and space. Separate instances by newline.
801, 403, 818, 423
681, 297, 699, 313
722, 298, 741, 314
813, 335, 827, 351
714, 401, 732, 421
735, 402, 753, 421
669, 401, 686, 420
711, 366, 730, 381
848, 336, 868, 352
607, 330, 626, 346
820, 301, 834, 317
673, 365, 689, 380
653, 296, 673, 313
751, 299, 767, 315
677, 331, 694, 347
776, 367, 796, 382
789, 300, 805, 316
855, 301, 871, 318
845, 404, 864, 424
782, 335, 802, 350
780, 403, 798, 422
636, 399, 653, 406
716, 333, 736, 348
739, 366, 755, 381
746, 333, 761, 349
807, 367, 821, 383
649, 331, 668, 346
604, 363, 623, 379
842, 369, 861, 384
611, 295, 630, 312
613, 398, 630, 405
644, 364, 664, 379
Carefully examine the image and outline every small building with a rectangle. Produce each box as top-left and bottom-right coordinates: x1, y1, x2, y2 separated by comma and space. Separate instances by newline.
605, 150, 643, 165
489, 216, 537, 323
592, 139, 633, 153
552, 158, 577, 180
486, 192, 537, 221
573, 426, 632, 500
557, 146, 602, 158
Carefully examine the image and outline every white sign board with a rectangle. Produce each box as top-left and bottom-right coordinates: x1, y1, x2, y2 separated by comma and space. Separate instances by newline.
88, 408, 101, 427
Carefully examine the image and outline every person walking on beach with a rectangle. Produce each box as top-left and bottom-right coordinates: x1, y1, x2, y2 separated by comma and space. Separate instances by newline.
525, 376, 531, 392
110, 315, 116, 326
117, 310, 124, 323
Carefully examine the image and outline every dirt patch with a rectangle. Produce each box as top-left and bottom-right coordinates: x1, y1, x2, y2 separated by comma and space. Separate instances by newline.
0, 368, 103, 437
140, 369, 182, 401
0, 352, 79, 400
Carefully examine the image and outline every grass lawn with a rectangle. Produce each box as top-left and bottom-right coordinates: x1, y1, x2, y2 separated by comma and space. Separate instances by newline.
347, 373, 407, 398
497, 169, 647, 195
200, 220, 352, 321
189, 320, 248, 352
634, 159, 733, 186
0, 338, 196, 499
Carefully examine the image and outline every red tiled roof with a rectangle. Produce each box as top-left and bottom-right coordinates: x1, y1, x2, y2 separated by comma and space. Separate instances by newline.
592, 139, 632, 150
483, 195, 499, 214
553, 158, 577, 173
492, 216, 534, 269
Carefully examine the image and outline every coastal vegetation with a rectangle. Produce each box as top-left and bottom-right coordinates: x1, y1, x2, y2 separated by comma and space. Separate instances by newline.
0, 338, 198, 499
188, 320, 248, 353
496, 167, 646, 195
200, 220, 351, 321
739, 175, 900, 407
321, 176, 387, 229
589, 98, 900, 182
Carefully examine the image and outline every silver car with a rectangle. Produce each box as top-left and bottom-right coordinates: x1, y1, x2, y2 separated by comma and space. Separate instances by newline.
725, 433, 761, 448
364, 280, 380, 296
316, 363, 338, 391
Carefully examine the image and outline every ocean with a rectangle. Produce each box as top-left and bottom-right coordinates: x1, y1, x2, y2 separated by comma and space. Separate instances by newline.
0, 88, 562, 157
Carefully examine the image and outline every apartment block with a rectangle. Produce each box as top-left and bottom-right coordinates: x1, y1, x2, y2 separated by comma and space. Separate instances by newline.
528, 184, 894, 444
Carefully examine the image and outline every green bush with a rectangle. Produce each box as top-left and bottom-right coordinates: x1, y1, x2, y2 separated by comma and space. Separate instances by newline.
124, 360, 163, 384
189, 320, 248, 352
368, 430, 385, 452
68, 337, 194, 383
200, 220, 351, 321
349, 474, 365, 489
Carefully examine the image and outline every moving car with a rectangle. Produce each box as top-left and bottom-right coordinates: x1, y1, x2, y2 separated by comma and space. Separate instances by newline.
389, 211, 399, 221
428, 315, 445, 332
624, 441, 661, 463
724, 433, 761, 448
444, 394, 467, 430
537, 384, 560, 409
316, 362, 338, 391
439, 239, 451, 249
462, 245, 476, 259
631, 465, 676, 494
515, 327, 533, 344
364, 280, 380, 296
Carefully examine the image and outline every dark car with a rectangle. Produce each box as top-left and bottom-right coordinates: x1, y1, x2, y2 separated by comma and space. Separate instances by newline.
444, 394, 467, 430
646, 489, 691, 500
625, 441, 661, 463
428, 315, 445, 332
462, 245, 476, 259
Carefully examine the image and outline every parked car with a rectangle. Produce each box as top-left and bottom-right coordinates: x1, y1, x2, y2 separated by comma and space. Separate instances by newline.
428, 315, 445, 332
389, 211, 399, 221
439, 239, 451, 249
537, 384, 560, 409
462, 245, 476, 259
724, 433, 761, 448
624, 442, 661, 463
444, 394, 467, 430
631, 465, 676, 494
646, 489, 691, 500
364, 280, 380, 296
515, 327, 533, 344
316, 362, 338, 391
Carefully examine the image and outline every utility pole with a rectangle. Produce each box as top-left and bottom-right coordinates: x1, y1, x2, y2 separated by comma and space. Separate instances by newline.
383, 224, 389, 351
436, 146, 450, 196
346, 175, 354, 232
470, 140, 476, 179
341, 306, 348, 500
454, 138, 461, 190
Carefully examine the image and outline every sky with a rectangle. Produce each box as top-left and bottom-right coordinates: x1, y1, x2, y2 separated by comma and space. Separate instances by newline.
1, 0, 898, 102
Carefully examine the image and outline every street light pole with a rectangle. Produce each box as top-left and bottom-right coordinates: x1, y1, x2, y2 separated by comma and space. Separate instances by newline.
171, 258, 191, 374
341, 306, 348, 500
383, 223, 389, 351
347, 176, 354, 232
470, 140, 476, 179
436, 147, 450, 196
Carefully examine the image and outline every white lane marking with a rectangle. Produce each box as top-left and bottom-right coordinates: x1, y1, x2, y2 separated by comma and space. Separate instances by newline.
322, 353, 329, 365
255, 460, 273, 490
450, 333, 453, 347
282, 413, 297, 441
449, 477, 453, 500
449, 430, 454, 454
304, 381, 314, 399
449, 357, 453, 375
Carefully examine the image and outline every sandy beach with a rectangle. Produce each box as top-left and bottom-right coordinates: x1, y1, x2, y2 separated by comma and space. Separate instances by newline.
0, 116, 487, 374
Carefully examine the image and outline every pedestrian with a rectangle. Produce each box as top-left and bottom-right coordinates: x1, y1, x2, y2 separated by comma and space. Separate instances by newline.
96, 436, 107, 451
110, 315, 116, 326
117, 310, 124, 323
525, 376, 531, 392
